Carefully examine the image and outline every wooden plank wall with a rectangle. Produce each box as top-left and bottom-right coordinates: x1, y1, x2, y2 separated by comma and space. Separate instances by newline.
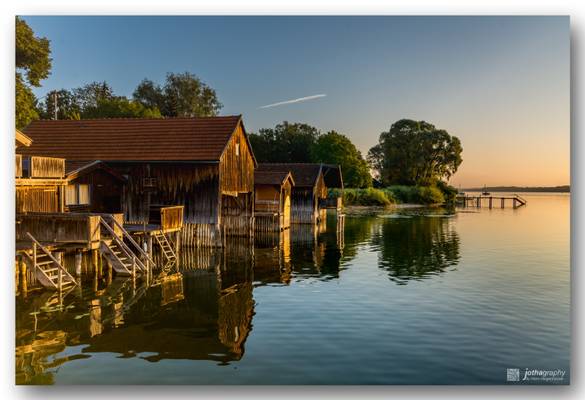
16, 186, 60, 213
30, 156, 65, 178
15, 213, 100, 244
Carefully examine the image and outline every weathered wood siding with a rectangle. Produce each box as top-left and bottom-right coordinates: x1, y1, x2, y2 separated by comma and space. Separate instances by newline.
219, 123, 255, 236
29, 156, 65, 178
290, 172, 327, 224
220, 123, 255, 195
255, 185, 280, 214
254, 180, 293, 231
15, 155, 22, 178
109, 163, 220, 226
16, 186, 60, 213
15, 213, 100, 244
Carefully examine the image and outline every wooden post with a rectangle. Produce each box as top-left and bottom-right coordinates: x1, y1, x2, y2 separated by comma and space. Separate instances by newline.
477, 197, 480, 208
75, 250, 83, 277
489, 197, 492, 209
32, 243, 37, 271
18, 255, 28, 297
132, 256, 136, 277
147, 235, 153, 258
58, 267, 63, 292
513, 198, 517, 208
106, 258, 113, 285
501, 198, 505, 208
92, 250, 99, 275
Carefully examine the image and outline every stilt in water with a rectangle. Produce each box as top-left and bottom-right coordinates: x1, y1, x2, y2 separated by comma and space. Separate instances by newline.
75, 250, 83, 278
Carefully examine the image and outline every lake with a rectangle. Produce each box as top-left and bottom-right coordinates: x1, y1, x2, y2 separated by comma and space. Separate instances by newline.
15, 193, 571, 384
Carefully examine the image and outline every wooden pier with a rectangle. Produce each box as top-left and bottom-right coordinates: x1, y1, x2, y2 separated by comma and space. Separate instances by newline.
457, 194, 527, 209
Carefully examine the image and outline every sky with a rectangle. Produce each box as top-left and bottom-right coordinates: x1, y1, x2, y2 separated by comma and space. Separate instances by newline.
22, 16, 570, 187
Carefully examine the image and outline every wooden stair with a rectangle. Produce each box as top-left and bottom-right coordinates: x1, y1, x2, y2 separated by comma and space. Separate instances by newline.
25, 233, 78, 290
100, 241, 141, 276
153, 232, 177, 270
99, 217, 155, 276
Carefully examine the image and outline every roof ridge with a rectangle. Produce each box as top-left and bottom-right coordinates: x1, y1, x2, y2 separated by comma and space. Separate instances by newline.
32, 115, 241, 122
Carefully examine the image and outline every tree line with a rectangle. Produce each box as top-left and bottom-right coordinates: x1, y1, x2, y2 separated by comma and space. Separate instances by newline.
16, 17, 463, 190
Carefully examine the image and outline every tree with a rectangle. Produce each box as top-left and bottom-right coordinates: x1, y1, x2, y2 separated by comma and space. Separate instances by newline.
73, 81, 114, 110
368, 119, 462, 186
133, 72, 222, 117
313, 131, 372, 188
39, 89, 81, 120
16, 17, 52, 128
81, 97, 162, 119
249, 122, 320, 163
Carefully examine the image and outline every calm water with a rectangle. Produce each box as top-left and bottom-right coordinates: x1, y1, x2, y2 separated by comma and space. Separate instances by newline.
15, 193, 570, 384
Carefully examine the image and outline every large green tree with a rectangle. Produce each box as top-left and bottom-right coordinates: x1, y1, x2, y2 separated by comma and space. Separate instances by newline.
368, 119, 462, 186
313, 131, 372, 188
249, 122, 320, 163
16, 17, 52, 128
133, 72, 222, 117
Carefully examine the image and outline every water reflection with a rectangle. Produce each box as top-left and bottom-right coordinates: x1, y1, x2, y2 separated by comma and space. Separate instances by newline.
16, 208, 462, 384
373, 210, 460, 284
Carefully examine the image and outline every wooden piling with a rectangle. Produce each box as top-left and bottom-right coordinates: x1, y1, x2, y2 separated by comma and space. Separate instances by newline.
18, 256, 28, 297
75, 250, 83, 277
489, 197, 493, 209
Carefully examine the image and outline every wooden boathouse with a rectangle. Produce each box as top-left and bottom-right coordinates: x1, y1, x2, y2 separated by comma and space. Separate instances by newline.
20, 116, 257, 246
256, 163, 343, 224
254, 169, 295, 232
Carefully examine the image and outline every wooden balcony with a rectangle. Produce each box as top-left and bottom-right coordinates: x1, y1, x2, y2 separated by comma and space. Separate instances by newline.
16, 213, 102, 250
125, 205, 185, 235
29, 156, 65, 178
17, 155, 66, 179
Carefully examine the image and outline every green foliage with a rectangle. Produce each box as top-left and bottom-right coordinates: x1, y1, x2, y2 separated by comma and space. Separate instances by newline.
15, 74, 39, 128
250, 123, 372, 188
15, 17, 52, 128
38, 82, 161, 120
133, 72, 222, 117
72, 81, 114, 110
383, 185, 445, 204
313, 131, 372, 188
82, 98, 162, 119
249, 121, 320, 163
38, 89, 81, 120
16, 17, 51, 87
330, 188, 394, 207
368, 119, 463, 186
435, 180, 458, 203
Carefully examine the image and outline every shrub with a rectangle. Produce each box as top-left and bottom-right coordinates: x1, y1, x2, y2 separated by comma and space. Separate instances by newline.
384, 185, 445, 204
330, 188, 394, 206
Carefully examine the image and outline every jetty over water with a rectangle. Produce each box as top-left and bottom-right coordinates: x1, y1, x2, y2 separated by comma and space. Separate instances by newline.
457, 194, 527, 209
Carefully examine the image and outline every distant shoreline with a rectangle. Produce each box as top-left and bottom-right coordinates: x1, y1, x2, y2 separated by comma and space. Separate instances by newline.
462, 185, 570, 193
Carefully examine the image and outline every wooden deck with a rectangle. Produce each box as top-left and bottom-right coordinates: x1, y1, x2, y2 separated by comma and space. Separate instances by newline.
457, 194, 527, 208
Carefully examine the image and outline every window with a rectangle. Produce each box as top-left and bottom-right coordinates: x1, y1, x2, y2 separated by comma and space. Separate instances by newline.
65, 184, 90, 205
235, 143, 240, 157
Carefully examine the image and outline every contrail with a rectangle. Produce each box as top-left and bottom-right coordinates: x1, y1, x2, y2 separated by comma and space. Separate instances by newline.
259, 94, 327, 109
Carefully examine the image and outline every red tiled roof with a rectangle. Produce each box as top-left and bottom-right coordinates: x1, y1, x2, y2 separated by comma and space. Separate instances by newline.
20, 116, 243, 162
254, 170, 295, 186
257, 163, 323, 187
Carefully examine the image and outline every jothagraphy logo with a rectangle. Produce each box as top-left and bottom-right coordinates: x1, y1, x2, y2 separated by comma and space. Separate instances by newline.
507, 368, 567, 383
507, 368, 520, 382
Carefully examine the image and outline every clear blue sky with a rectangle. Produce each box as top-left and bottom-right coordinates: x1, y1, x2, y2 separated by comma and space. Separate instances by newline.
22, 16, 570, 187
